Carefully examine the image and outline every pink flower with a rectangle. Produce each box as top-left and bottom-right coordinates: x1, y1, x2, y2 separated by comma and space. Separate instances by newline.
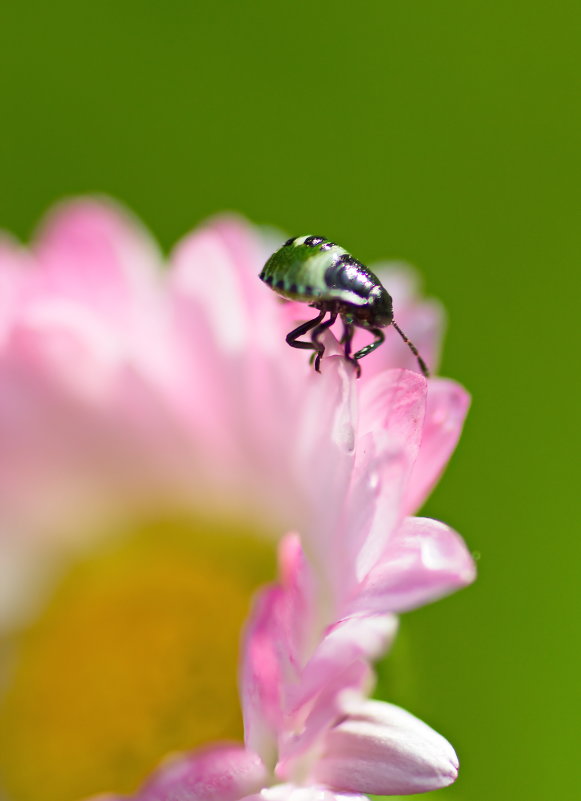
0, 200, 474, 801
96, 371, 474, 800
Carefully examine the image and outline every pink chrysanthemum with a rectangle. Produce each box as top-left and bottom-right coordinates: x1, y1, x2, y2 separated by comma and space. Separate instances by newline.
0, 200, 474, 801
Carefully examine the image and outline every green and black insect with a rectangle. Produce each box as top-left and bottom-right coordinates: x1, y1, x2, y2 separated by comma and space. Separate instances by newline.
260, 235, 429, 378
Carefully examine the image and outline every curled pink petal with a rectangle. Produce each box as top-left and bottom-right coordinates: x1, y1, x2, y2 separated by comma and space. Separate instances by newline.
315, 700, 458, 796
353, 516, 476, 614
403, 377, 471, 514
132, 744, 267, 801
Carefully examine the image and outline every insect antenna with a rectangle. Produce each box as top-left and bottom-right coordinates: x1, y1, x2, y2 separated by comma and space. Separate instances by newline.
391, 321, 430, 378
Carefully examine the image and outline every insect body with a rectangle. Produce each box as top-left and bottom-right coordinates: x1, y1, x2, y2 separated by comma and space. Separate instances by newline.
260, 235, 429, 378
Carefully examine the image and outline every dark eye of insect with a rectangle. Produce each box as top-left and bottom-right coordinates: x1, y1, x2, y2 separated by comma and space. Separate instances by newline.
259, 236, 430, 379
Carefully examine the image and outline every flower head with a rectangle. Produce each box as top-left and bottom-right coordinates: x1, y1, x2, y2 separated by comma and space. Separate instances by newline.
0, 200, 474, 801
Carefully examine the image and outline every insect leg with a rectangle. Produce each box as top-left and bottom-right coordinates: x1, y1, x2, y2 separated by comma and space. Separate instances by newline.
353, 327, 385, 362
286, 309, 326, 352
342, 322, 361, 378
311, 312, 338, 372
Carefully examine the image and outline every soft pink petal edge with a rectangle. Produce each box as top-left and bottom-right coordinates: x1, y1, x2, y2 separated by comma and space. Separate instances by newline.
315, 699, 459, 796
403, 378, 471, 514
352, 516, 476, 615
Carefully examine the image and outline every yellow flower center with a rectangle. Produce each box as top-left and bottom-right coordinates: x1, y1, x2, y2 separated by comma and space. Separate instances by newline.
0, 515, 276, 801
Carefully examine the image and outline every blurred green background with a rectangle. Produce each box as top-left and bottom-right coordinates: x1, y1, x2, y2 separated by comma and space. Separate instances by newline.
1, 1, 579, 799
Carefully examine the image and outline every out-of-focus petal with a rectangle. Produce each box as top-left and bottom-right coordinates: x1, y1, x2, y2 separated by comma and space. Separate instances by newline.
32, 198, 163, 330
131, 744, 267, 801
403, 378, 471, 514
170, 215, 274, 355
31, 200, 180, 399
0, 312, 200, 540
353, 516, 476, 615
314, 699, 458, 796
3, 299, 123, 401
168, 217, 307, 511
0, 200, 193, 542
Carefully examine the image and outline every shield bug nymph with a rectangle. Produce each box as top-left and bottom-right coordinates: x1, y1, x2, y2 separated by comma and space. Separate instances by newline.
259, 235, 429, 378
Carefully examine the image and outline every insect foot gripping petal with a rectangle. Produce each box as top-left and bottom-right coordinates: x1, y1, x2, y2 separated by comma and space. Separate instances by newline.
311, 312, 338, 373
341, 322, 362, 378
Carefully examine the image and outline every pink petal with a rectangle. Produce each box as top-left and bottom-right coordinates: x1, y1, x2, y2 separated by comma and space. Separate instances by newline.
358, 368, 427, 443
32, 198, 163, 331
353, 516, 476, 615
18, 199, 180, 407
281, 355, 358, 601
287, 614, 397, 720
229, 340, 356, 552
169, 218, 362, 546
277, 659, 372, 779
275, 534, 317, 667
315, 700, 459, 795
403, 378, 471, 514
277, 615, 396, 775
3, 298, 123, 401
209, 217, 285, 352
242, 786, 368, 801
352, 370, 427, 580
0, 310, 200, 537
168, 218, 310, 504
132, 744, 267, 801
241, 586, 285, 768
170, 215, 277, 355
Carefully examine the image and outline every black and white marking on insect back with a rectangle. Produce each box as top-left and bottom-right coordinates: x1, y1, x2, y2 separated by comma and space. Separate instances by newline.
259, 236, 429, 378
